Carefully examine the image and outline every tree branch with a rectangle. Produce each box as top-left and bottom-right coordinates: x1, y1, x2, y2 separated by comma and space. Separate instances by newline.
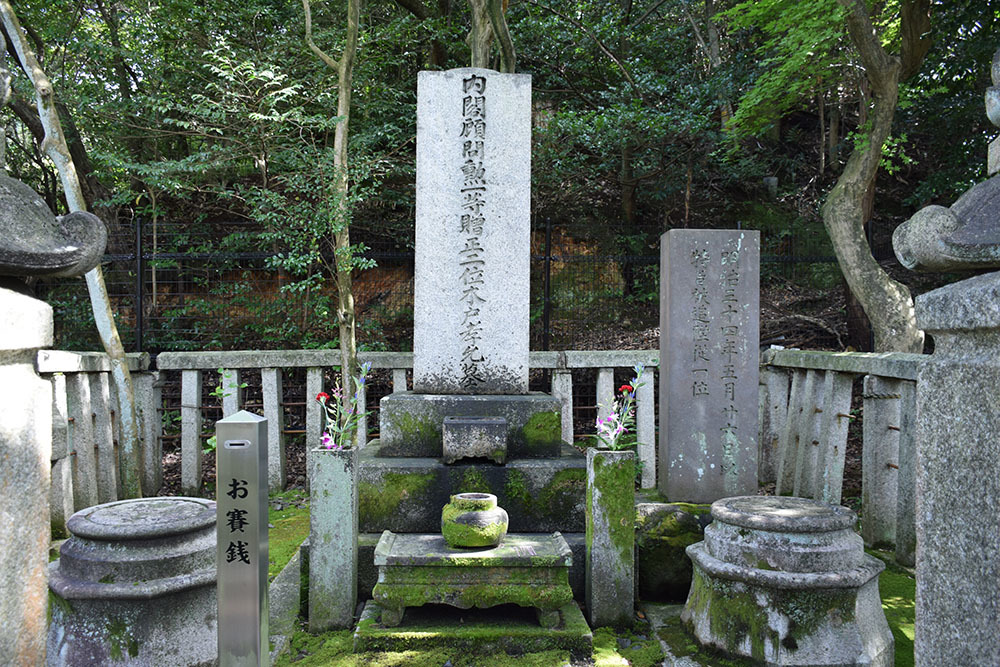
899, 0, 931, 80
836, 0, 898, 96
522, 0, 642, 99
394, 0, 428, 20
303, 0, 341, 72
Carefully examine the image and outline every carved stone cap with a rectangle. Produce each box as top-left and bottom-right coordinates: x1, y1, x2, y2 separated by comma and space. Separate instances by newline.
0, 172, 106, 277
893, 174, 1000, 272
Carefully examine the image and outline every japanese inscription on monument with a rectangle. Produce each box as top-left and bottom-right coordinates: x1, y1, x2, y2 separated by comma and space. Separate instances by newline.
659, 229, 759, 503
413, 68, 531, 395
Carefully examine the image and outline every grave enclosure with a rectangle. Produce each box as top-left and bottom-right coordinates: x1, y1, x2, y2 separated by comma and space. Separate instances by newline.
7, 60, 1000, 666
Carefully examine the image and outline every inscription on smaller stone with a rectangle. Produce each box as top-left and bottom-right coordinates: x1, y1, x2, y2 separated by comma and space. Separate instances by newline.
659, 230, 759, 503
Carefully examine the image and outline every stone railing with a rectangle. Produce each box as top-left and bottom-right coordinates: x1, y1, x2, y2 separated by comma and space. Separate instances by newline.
45, 346, 925, 565
38, 351, 154, 536
155, 350, 661, 494
760, 347, 925, 566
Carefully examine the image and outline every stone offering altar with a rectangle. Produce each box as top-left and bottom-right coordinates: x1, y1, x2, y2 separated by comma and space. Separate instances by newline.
370, 531, 574, 628
682, 496, 893, 666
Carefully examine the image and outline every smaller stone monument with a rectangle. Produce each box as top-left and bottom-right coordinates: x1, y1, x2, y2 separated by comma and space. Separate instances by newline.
659, 229, 760, 503
683, 496, 892, 666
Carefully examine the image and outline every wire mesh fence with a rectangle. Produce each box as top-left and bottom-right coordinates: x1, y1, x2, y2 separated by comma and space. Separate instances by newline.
34, 212, 897, 355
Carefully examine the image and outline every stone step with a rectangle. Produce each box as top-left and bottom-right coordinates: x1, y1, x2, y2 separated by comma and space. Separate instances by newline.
353, 601, 592, 660
358, 445, 585, 534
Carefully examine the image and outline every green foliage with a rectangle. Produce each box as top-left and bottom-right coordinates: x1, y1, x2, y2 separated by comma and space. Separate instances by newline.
722, 0, 849, 137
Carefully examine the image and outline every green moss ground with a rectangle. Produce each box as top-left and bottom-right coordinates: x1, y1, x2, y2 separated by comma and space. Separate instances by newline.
276, 619, 664, 666
269, 490, 311, 580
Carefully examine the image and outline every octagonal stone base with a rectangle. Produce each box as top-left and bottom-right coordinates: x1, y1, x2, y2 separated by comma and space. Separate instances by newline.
682, 496, 893, 666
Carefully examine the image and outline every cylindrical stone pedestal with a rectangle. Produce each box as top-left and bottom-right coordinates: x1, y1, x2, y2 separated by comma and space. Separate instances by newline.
47, 497, 217, 666
682, 496, 892, 666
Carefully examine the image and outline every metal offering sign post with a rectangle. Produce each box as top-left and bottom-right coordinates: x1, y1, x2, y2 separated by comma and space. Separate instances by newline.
217, 411, 269, 666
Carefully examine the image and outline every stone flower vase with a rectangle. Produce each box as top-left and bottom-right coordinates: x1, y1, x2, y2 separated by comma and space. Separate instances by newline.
308, 446, 359, 630
441, 493, 509, 548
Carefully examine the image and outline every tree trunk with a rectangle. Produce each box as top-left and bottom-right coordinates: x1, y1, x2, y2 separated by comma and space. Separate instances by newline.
0, 2, 143, 497
303, 0, 361, 420
822, 0, 924, 353
466, 0, 493, 67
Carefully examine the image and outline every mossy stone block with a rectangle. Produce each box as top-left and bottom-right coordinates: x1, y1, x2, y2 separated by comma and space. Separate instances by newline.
358, 447, 585, 533
635, 502, 712, 602
378, 392, 562, 457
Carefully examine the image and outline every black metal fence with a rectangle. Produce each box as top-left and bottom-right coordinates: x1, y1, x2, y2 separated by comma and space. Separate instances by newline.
38, 215, 861, 355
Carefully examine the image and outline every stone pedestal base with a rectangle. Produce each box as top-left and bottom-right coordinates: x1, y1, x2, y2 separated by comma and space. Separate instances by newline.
378, 391, 562, 458
47, 498, 217, 666
682, 496, 893, 666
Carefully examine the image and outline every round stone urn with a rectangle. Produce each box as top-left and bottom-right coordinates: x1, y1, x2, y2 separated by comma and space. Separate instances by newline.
682, 496, 893, 666
441, 492, 509, 548
47, 497, 218, 666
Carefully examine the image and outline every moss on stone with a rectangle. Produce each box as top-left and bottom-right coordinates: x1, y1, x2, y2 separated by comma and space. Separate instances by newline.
441, 506, 506, 549
395, 413, 441, 450
503, 470, 531, 506
47, 590, 73, 624
106, 618, 139, 660
686, 567, 859, 662
592, 453, 636, 564
634, 504, 710, 601
359, 472, 435, 525
536, 468, 585, 519
520, 411, 561, 451
455, 468, 491, 494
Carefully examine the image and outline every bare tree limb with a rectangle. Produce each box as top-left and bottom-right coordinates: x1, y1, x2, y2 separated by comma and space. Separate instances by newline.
303, 0, 341, 72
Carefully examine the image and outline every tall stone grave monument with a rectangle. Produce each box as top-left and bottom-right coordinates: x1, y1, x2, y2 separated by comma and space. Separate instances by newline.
413, 68, 530, 395
658, 229, 759, 502
379, 68, 562, 458
891, 51, 1000, 666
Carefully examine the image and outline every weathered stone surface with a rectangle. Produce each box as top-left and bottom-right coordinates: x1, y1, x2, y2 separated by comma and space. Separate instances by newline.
586, 448, 635, 628
659, 229, 759, 503
413, 68, 531, 395
358, 531, 585, 602
442, 416, 507, 464
0, 290, 52, 664
371, 531, 574, 628
682, 496, 892, 666
0, 286, 52, 351
893, 175, 1000, 272
378, 391, 562, 458
635, 502, 711, 602
0, 172, 106, 277
309, 447, 359, 631
705, 496, 862, 573
47, 497, 217, 666
268, 550, 302, 638
358, 446, 585, 533
912, 272, 1000, 666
